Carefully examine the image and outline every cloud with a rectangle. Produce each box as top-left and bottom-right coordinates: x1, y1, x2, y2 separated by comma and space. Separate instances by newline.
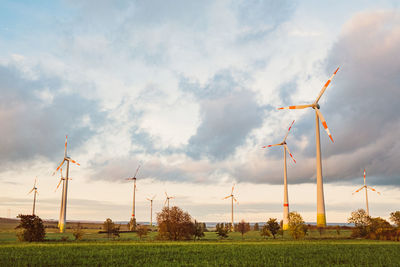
184, 71, 268, 160
0, 62, 106, 167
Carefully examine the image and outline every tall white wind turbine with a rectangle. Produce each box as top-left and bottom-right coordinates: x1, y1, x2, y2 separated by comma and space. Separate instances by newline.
164, 192, 175, 209
52, 136, 80, 233
223, 184, 238, 231
262, 120, 296, 230
352, 169, 380, 216
55, 168, 71, 229
28, 177, 38, 216
125, 165, 141, 220
146, 195, 156, 226
278, 67, 339, 227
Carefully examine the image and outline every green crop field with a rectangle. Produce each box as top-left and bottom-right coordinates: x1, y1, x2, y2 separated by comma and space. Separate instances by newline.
1, 240, 399, 266
1, 219, 399, 266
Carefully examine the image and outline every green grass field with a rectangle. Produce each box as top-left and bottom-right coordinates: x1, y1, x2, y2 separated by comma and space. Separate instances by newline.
1, 218, 399, 266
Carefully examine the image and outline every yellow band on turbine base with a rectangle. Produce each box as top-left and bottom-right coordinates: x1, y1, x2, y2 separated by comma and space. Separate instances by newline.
282, 223, 289, 230
59, 223, 65, 233
317, 213, 326, 227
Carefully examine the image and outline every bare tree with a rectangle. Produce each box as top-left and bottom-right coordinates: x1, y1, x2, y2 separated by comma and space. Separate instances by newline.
157, 206, 194, 240
237, 219, 250, 239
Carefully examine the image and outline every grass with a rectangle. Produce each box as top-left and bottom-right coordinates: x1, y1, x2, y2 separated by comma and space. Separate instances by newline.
1, 219, 398, 266
0, 239, 399, 266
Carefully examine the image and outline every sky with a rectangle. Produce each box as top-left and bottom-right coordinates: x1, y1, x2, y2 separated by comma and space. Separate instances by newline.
0, 0, 399, 224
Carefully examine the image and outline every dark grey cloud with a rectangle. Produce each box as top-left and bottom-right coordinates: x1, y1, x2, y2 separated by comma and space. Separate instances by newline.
0, 63, 106, 167
182, 71, 269, 160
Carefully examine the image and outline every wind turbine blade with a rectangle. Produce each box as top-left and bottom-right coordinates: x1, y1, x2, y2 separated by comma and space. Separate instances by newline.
69, 158, 80, 166
146, 198, 151, 201
278, 104, 312, 110
363, 169, 366, 185
352, 186, 365, 195
28, 188, 35, 194
64, 135, 68, 158
222, 195, 231, 200
262, 143, 282, 148
165, 191, 168, 197
315, 109, 334, 143
283, 120, 295, 142
52, 160, 65, 176
55, 179, 63, 192
284, 144, 296, 163
314, 67, 339, 104
233, 197, 238, 202
231, 184, 235, 194
164, 199, 168, 206
34, 177, 37, 187
134, 165, 141, 178
35, 190, 39, 196
367, 186, 381, 195
152, 194, 156, 200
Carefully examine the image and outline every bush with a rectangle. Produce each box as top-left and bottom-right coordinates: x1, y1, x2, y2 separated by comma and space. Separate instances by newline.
193, 220, 205, 241
260, 225, 271, 239
216, 225, 229, 239
253, 223, 259, 231
73, 223, 84, 241
157, 206, 194, 240
136, 225, 148, 240
15, 214, 46, 242
288, 212, 306, 239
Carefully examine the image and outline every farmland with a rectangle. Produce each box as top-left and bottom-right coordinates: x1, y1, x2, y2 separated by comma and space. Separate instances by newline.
1, 219, 399, 266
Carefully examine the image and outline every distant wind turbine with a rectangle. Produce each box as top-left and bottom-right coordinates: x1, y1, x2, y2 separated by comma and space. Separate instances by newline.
146, 195, 156, 226
52, 136, 80, 233
55, 168, 71, 229
262, 120, 296, 230
28, 177, 38, 216
278, 67, 339, 227
223, 184, 238, 231
164, 192, 175, 209
352, 169, 380, 216
125, 165, 141, 220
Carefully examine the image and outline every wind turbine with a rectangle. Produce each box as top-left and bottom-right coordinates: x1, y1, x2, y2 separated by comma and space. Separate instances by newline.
164, 192, 175, 209
262, 120, 296, 230
55, 168, 71, 229
278, 67, 339, 227
146, 195, 156, 226
52, 136, 80, 233
125, 165, 141, 220
223, 184, 238, 231
28, 177, 38, 216
352, 169, 380, 216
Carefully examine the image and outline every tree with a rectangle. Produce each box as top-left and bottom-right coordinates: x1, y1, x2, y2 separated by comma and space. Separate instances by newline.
260, 225, 271, 239
136, 225, 149, 240
390, 211, 400, 227
103, 218, 115, 239
265, 218, 280, 239
288, 212, 306, 239
237, 220, 250, 239
348, 209, 370, 238
73, 223, 84, 241
216, 225, 229, 239
193, 220, 205, 241
157, 206, 194, 240
367, 217, 392, 240
16, 214, 46, 242
253, 223, 259, 231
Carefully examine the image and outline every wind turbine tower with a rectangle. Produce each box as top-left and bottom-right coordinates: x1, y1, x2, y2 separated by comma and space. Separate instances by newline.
164, 192, 175, 209
125, 165, 141, 220
52, 136, 80, 233
146, 195, 156, 226
28, 177, 38, 216
262, 120, 296, 230
352, 169, 380, 216
223, 184, 238, 231
278, 67, 339, 227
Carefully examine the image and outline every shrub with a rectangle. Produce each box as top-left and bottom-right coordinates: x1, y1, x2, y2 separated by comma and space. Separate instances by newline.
73, 223, 84, 241
288, 212, 306, 239
265, 218, 280, 239
15, 214, 46, 242
216, 225, 229, 239
193, 220, 205, 241
136, 225, 148, 240
260, 225, 271, 239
